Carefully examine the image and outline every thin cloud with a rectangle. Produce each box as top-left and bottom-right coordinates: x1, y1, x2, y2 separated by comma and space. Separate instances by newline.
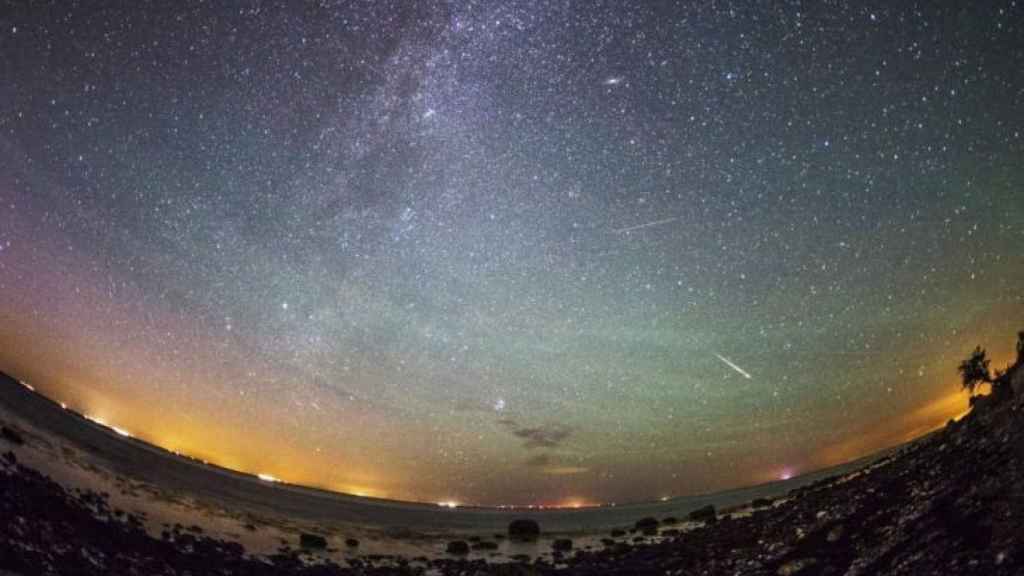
524, 453, 588, 476
499, 418, 573, 450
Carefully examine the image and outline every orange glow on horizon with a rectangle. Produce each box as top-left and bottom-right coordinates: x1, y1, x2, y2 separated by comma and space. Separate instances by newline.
9, 372, 985, 508
3, 317, 1019, 508
816, 388, 971, 468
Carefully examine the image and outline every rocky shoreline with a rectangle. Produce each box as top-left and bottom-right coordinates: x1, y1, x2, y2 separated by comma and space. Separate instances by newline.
2, 386, 1022, 575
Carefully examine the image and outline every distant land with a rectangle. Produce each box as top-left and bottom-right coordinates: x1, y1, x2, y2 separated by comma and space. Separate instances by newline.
3, 355, 1024, 573
0, 371, 893, 534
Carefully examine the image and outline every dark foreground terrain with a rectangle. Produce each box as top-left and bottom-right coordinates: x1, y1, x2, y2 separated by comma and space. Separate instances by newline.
2, 389, 1023, 575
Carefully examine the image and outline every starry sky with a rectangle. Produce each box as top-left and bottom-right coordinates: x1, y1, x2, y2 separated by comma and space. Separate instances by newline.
1, 2, 1022, 506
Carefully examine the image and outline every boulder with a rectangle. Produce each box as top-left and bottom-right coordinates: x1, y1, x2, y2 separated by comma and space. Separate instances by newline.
345, 538, 360, 548
299, 533, 327, 549
777, 558, 817, 575
472, 540, 499, 550
446, 540, 470, 555
634, 517, 659, 531
508, 518, 541, 540
1, 426, 24, 446
689, 504, 717, 523
552, 538, 573, 552
826, 524, 845, 543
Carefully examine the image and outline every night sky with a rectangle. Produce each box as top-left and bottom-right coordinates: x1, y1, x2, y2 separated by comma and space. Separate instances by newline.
1, 2, 1022, 506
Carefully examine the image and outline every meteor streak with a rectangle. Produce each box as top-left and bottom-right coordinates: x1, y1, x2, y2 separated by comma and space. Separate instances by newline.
612, 216, 679, 234
715, 353, 753, 379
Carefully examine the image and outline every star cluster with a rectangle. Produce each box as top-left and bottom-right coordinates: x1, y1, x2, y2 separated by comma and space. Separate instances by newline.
1, 2, 1022, 505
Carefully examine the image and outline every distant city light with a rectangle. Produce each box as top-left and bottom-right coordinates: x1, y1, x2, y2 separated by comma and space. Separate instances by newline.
19, 380, 34, 392
82, 414, 132, 438
83, 414, 106, 426
437, 500, 459, 508
257, 473, 280, 483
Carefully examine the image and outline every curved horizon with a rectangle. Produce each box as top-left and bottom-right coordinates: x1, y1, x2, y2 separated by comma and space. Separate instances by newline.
1, 370, 957, 509
1, 2, 1022, 506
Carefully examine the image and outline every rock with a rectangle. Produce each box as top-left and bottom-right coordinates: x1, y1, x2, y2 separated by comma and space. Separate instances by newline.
299, 533, 328, 549
446, 540, 470, 555
612, 542, 633, 554
662, 516, 679, 524
689, 504, 717, 523
600, 538, 616, 546
752, 497, 774, 508
345, 538, 359, 548
610, 528, 626, 537
493, 561, 537, 575
508, 518, 541, 540
472, 540, 498, 550
1, 426, 25, 445
777, 557, 817, 575
634, 517, 659, 531
552, 538, 573, 552
826, 524, 844, 543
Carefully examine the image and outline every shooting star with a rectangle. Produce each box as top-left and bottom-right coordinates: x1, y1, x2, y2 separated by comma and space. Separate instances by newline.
612, 216, 679, 234
714, 353, 753, 379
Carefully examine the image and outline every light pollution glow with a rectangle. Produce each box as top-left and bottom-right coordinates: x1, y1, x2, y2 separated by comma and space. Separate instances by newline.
1, 1, 1022, 505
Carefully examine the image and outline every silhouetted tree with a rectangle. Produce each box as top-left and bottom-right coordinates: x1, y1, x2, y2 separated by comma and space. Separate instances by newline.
958, 332, 1022, 404
958, 346, 992, 395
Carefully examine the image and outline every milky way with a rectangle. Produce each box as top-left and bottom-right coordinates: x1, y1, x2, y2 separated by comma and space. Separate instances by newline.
1, 2, 1022, 505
